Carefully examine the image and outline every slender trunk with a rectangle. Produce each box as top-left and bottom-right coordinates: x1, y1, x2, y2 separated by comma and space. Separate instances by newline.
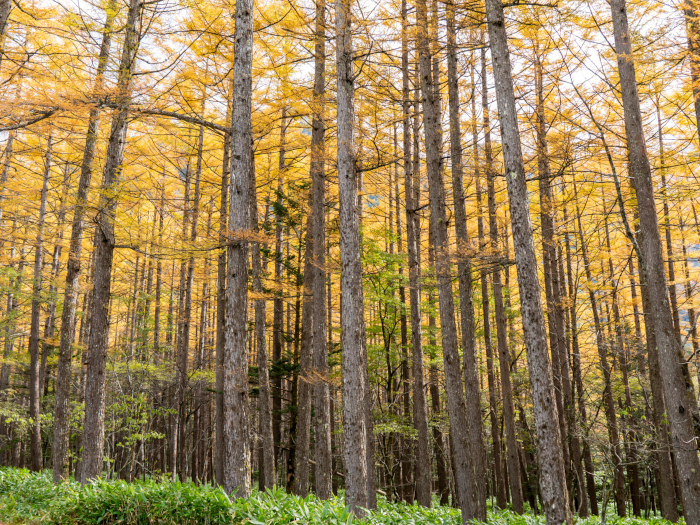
483, 1, 572, 521
417, 0, 476, 519
0, 0, 12, 66
28, 137, 52, 472
610, 0, 700, 517
39, 167, 70, 398
562, 204, 591, 517
402, 0, 431, 508
215, 89, 231, 485
310, 0, 332, 499
446, 4, 487, 515
487, 120, 523, 515
272, 113, 287, 471
80, 0, 144, 483
222, 0, 254, 497
534, 57, 574, 502
294, 204, 314, 496
252, 172, 275, 490
336, 0, 368, 512
682, 0, 700, 148
478, 49, 507, 510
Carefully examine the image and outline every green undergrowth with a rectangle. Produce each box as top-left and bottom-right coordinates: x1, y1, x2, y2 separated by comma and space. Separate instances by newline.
0, 468, 679, 525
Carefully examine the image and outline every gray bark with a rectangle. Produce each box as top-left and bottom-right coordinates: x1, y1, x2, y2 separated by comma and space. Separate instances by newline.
80, 0, 144, 483
310, 0, 332, 499
294, 205, 314, 497
416, 0, 477, 519
251, 173, 275, 490
28, 136, 52, 472
402, 0, 431, 506
478, 47, 507, 511
446, 3, 487, 516
610, 0, 700, 517
483, 0, 572, 522
223, 0, 254, 497
336, 0, 369, 513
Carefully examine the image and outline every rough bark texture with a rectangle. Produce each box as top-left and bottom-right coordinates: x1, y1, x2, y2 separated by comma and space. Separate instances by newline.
610, 0, 700, 518
294, 208, 315, 497
486, 118, 524, 514
223, 0, 254, 498
28, 137, 51, 472
251, 177, 275, 490
215, 120, 230, 486
80, 0, 143, 484
562, 205, 591, 517
484, 1, 572, 522
336, 0, 368, 513
310, 0, 332, 499
446, 3, 487, 516
402, 0, 432, 505
0, 0, 11, 60
416, 0, 477, 519
479, 49, 507, 511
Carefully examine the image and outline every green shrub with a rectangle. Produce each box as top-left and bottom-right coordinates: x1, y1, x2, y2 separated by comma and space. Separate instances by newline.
0, 468, 682, 525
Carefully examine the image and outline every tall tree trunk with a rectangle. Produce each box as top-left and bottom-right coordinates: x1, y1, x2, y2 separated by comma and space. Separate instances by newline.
272, 112, 287, 472
294, 203, 314, 497
80, 0, 143, 483
28, 137, 52, 472
609, 0, 700, 517
534, 57, 574, 502
310, 0, 332, 499
252, 171, 275, 490
215, 126, 230, 486
401, 1, 431, 505
223, 0, 254, 497
39, 167, 70, 399
478, 48, 507, 510
173, 161, 191, 480
215, 79, 233, 483
336, 0, 369, 512
562, 204, 591, 517
416, 0, 478, 519
483, 1, 572, 522
446, 3, 487, 515
486, 108, 524, 515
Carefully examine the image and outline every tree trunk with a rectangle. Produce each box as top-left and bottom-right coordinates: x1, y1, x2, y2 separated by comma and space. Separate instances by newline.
336, 0, 369, 512
294, 204, 314, 497
310, 0, 332, 499
272, 111, 287, 472
446, 4, 487, 515
610, 0, 700, 517
478, 48, 507, 510
28, 137, 52, 472
251, 172, 275, 490
80, 0, 143, 483
222, 0, 254, 497
486, 112, 524, 515
416, 0, 478, 519
215, 123, 230, 486
483, 1, 572, 522
562, 204, 591, 517
402, 0, 431, 508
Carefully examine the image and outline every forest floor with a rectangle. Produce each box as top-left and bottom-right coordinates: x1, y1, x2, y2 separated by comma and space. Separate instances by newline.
0, 468, 679, 524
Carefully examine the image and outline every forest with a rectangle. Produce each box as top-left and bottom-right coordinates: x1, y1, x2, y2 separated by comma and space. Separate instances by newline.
0, 0, 698, 523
